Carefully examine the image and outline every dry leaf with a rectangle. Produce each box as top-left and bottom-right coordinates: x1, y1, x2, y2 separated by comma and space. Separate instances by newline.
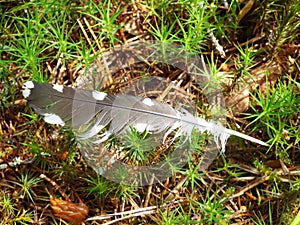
226, 89, 250, 116
50, 196, 89, 225
226, 61, 281, 115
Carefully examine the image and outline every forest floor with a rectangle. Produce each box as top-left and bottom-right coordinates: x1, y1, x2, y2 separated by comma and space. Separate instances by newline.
0, 1, 300, 224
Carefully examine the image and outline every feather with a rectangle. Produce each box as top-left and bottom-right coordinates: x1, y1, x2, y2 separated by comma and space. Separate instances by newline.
22, 81, 269, 153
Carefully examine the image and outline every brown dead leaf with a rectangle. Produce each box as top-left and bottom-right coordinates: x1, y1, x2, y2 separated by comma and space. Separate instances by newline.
226, 89, 250, 116
226, 61, 281, 116
56, 151, 69, 160
50, 196, 89, 225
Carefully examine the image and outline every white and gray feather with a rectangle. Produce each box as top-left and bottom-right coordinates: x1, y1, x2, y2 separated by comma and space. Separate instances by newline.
22, 81, 269, 152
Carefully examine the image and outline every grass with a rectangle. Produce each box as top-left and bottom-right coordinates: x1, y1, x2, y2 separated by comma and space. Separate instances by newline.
246, 75, 300, 156
10, 171, 41, 202
0, 0, 299, 224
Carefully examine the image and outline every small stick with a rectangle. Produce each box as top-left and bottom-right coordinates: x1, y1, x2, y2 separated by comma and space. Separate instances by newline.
39, 174, 69, 201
